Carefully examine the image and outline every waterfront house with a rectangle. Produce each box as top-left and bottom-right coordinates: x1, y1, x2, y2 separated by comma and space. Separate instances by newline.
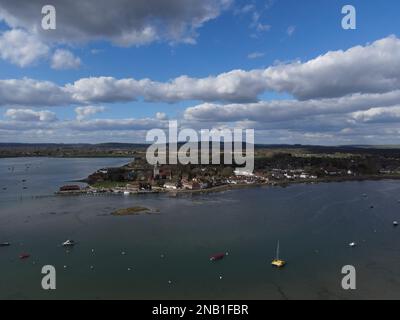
164, 182, 178, 190
182, 180, 201, 190
234, 169, 254, 177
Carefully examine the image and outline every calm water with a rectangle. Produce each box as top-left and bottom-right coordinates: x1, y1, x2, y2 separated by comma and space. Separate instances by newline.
1, 158, 400, 300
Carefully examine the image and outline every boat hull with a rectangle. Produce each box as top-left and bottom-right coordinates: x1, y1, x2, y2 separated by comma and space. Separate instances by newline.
210, 253, 225, 261
271, 259, 286, 268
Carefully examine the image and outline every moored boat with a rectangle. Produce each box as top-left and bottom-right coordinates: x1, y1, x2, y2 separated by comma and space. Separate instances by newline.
62, 240, 76, 247
210, 253, 225, 261
271, 240, 286, 268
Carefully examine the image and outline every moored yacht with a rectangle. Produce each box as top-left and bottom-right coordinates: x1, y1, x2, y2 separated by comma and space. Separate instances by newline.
271, 240, 286, 268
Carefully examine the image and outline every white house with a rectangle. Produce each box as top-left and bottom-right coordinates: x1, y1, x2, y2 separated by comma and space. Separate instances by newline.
234, 169, 254, 177
164, 182, 177, 190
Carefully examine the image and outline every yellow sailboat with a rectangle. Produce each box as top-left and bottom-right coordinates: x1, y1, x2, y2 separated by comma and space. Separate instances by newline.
271, 240, 286, 268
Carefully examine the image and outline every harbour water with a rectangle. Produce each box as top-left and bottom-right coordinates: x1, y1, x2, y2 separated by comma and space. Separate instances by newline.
1, 158, 400, 300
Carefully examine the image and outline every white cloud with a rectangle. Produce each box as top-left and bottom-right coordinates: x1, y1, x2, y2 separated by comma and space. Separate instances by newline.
114, 26, 158, 47
256, 23, 271, 32
235, 4, 256, 15
61, 36, 400, 103
249, 10, 270, 33
0, 0, 232, 47
155, 112, 168, 120
0, 78, 71, 106
1, 110, 400, 145
262, 35, 400, 100
64, 35, 400, 103
287, 25, 296, 36
51, 49, 81, 70
65, 71, 267, 104
184, 90, 400, 123
235, 3, 270, 35
0, 0, 231, 69
0, 29, 49, 67
1, 36, 399, 106
0, 34, 400, 145
75, 106, 106, 121
351, 106, 400, 123
248, 52, 265, 59
4, 108, 57, 122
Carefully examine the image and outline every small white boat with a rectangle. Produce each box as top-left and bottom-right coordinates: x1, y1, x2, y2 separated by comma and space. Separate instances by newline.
62, 240, 75, 247
349, 242, 356, 247
393, 221, 399, 227
123, 191, 130, 196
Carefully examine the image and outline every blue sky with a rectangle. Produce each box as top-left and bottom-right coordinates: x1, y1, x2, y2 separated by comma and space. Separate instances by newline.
0, 0, 400, 144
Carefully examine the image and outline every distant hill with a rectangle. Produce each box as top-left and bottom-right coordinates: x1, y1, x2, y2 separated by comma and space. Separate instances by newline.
0, 143, 150, 149
1, 142, 400, 158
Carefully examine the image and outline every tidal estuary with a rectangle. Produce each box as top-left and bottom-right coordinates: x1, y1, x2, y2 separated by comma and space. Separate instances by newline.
1, 158, 400, 300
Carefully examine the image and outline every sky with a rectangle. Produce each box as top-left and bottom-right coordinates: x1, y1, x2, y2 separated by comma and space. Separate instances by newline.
0, 0, 400, 145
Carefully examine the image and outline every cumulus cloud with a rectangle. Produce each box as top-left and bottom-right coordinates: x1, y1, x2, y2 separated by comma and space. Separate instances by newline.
0, 0, 232, 46
66, 77, 142, 103
184, 90, 400, 123
51, 49, 81, 70
0, 34, 400, 145
0, 115, 168, 142
75, 106, 106, 121
262, 35, 400, 100
351, 106, 400, 123
65, 71, 267, 103
1, 36, 400, 105
4, 108, 57, 122
0, 78, 71, 107
0, 111, 399, 145
0, 29, 49, 67
0, 0, 231, 68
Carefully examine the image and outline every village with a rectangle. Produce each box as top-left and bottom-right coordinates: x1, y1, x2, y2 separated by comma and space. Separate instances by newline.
58, 161, 270, 195
56, 148, 400, 196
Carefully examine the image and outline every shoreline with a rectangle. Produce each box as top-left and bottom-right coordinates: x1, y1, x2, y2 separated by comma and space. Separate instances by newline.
167, 174, 400, 195
56, 174, 400, 197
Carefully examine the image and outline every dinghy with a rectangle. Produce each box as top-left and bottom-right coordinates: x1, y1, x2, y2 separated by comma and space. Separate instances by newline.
62, 240, 75, 247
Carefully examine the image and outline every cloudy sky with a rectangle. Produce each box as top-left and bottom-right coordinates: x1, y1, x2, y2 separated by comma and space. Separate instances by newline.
0, 0, 400, 145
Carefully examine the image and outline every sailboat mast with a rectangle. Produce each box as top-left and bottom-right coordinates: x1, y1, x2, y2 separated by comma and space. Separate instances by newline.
276, 240, 280, 260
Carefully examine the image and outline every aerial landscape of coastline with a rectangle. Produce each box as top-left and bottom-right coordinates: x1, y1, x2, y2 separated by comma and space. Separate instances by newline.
2, 0, 400, 305
2, 153, 400, 300
3, 142, 400, 195
66, 143, 400, 194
